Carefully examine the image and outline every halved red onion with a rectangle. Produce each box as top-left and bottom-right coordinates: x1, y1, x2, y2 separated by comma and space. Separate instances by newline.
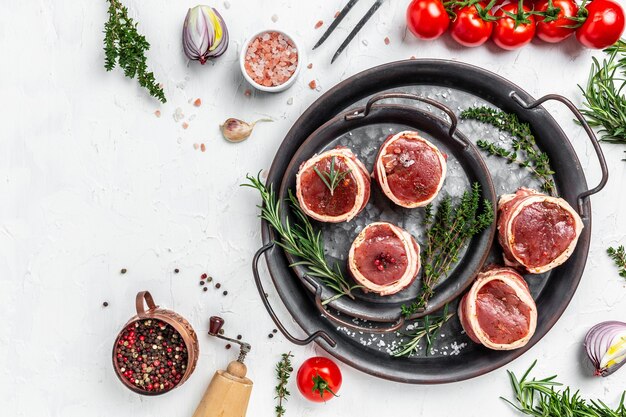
347, 222, 420, 296
183, 6, 229, 64
585, 321, 626, 377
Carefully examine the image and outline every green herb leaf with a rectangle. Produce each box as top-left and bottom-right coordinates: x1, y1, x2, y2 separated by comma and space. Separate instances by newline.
313, 156, 352, 196
608, 245, 626, 278
104, 0, 166, 103
275, 352, 293, 417
392, 304, 454, 357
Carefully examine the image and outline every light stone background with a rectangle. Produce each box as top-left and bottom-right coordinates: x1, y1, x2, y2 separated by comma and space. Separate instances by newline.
1, 0, 626, 416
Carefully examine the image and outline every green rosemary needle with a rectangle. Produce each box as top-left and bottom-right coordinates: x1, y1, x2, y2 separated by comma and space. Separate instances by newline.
461, 107, 556, 195
607, 245, 626, 278
401, 183, 494, 317
103, 0, 166, 103
313, 156, 352, 196
580, 40, 626, 154
275, 352, 293, 417
242, 173, 361, 304
392, 304, 454, 357
503, 360, 626, 416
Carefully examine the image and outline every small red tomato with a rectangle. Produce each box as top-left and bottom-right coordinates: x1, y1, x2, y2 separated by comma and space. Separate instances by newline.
406, 0, 450, 40
535, 0, 578, 43
576, 0, 625, 49
492, 3, 536, 50
450, 2, 494, 47
296, 357, 342, 402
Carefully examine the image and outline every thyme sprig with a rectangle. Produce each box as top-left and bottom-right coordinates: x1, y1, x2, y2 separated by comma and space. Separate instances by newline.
503, 360, 626, 416
392, 304, 454, 357
607, 245, 626, 278
314, 157, 352, 196
103, 0, 166, 102
275, 352, 293, 417
461, 107, 556, 195
401, 183, 494, 317
242, 173, 361, 304
580, 40, 626, 158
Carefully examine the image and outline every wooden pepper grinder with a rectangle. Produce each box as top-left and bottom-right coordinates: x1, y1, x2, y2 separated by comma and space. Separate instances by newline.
192, 316, 253, 417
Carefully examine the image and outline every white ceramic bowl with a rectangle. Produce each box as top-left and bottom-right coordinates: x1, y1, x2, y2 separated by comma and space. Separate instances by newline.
239, 29, 303, 93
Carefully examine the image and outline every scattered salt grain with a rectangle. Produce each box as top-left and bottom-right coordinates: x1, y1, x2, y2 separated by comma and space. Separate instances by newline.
193, 98, 202, 107
193, 143, 199, 150
173, 108, 185, 122
384, 37, 390, 45
182, 122, 189, 129
309, 80, 317, 90
200, 143, 206, 152
362, 39, 368, 46
307, 63, 313, 69
244, 89, 252, 97
154, 110, 161, 118
223, 1, 230, 9
334, 11, 340, 18
314, 20, 324, 29
271, 14, 278, 23
287, 97, 294, 105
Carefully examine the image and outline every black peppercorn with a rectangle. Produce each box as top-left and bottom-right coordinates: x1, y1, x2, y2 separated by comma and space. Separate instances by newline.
268, 333, 274, 339
215, 283, 221, 289
225, 344, 231, 349
222, 291, 228, 296
236, 335, 242, 340
121, 268, 127, 274
272, 329, 277, 333
200, 281, 205, 286
174, 268, 179, 274
103, 301, 109, 307
203, 287, 208, 292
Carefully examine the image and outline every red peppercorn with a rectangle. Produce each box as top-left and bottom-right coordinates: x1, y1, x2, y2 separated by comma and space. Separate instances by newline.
201, 273, 208, 279
377, 265, 384, 271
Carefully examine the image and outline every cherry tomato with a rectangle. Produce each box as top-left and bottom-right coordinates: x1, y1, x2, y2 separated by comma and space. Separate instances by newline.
296, 357, 342, 402
535, 0, 578, 43
492, 3, 536, 50
576, 0, 625, 49
406, 0, 450, 40
450, 2, 494, 47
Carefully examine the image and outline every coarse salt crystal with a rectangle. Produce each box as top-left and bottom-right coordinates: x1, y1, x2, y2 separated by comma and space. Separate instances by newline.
314, 20, 323, 29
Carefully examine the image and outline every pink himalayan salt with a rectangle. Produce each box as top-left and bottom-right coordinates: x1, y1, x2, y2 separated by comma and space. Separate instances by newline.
315, 20, 323, 29
244, 31, 298, 88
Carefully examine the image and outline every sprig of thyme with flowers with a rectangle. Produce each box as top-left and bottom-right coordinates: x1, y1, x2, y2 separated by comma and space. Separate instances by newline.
275, 352, 293, 417
461, 107, 556, 195
401, 183, 494, 317
103, 0, 166, 102
243, 173, 361, 304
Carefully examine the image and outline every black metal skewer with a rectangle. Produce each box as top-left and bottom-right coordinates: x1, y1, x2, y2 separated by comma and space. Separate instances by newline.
313, 0, 361, 50
331, 0, 384, 64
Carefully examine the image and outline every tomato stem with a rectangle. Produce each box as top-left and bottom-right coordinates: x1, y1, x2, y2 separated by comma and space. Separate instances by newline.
311, 373, 339, 401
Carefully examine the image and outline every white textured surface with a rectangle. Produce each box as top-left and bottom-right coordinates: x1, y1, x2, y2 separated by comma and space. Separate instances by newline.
1, 0, 626, 416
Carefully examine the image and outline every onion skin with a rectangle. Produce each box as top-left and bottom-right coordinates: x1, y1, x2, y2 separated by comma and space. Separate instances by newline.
584, 321, 626, 377
183, 5, 229, 64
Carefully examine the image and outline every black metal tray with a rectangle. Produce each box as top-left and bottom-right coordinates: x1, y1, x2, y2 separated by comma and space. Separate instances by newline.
252, 59, 608, 383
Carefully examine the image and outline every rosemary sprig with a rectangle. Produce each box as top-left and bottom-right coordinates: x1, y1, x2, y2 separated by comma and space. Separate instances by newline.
313, 156, 352, 196
461, 107, 556, 195
401, 183, 494, 317
503, 360, 626, 416
242, 173, 361, 304
275, 352, 293, 417
607, 245, 626, 278
103, 0, 166, 103
391, 304, 454, 357
580, 40, 626, 154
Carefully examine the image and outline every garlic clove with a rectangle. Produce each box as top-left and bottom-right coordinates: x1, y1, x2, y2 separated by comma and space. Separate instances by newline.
220, 118, 272, 143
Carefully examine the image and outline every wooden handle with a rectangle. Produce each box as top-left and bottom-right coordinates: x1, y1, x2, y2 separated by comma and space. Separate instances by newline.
192, 370, 253, 417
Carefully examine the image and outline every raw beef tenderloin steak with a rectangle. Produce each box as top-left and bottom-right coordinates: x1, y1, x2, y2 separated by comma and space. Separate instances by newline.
348, 222, 420, 296
458, 267, 537, 350
497, 187, 583, 274
296, 147, 371, 223
373, 131, 447, 208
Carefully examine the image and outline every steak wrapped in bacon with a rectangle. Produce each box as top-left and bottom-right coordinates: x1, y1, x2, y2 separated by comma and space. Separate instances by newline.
373, 131, 447, 208
497, 187, 583, 274
458, 267, 537, 351
296, 148, 371, 223
348, 222, 420, 296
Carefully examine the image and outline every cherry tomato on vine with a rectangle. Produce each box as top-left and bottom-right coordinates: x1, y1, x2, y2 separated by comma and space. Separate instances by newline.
576, 0, 625, 49
296, 357, 342, 402
406, 0, 450, 40
535, 0, 578, 43
450, 2, 495, 47
492, 2, 536, 50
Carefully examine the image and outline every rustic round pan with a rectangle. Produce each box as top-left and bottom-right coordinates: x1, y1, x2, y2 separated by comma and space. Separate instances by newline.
277, 92, 497, 331
251, 59, 607, 383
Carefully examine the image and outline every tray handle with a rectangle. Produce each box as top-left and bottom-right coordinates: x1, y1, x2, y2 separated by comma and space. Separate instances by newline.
252, 243, 337, 347
345, 92, 459, 140
301, 274, 406, 334
510, 92, 609, 218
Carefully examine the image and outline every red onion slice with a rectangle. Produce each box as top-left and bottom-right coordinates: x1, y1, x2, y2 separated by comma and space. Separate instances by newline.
584, 321, 626, 377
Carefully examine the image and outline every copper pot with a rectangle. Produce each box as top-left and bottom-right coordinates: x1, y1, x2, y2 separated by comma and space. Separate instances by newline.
112, 291, 199, 395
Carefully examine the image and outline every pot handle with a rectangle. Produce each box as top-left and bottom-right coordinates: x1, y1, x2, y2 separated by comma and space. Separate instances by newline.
510, 92, 609, 218
252, 243, 337, 348
345, 92, 459, 139
136, 291, 158, 317
301, 274, 406, 334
